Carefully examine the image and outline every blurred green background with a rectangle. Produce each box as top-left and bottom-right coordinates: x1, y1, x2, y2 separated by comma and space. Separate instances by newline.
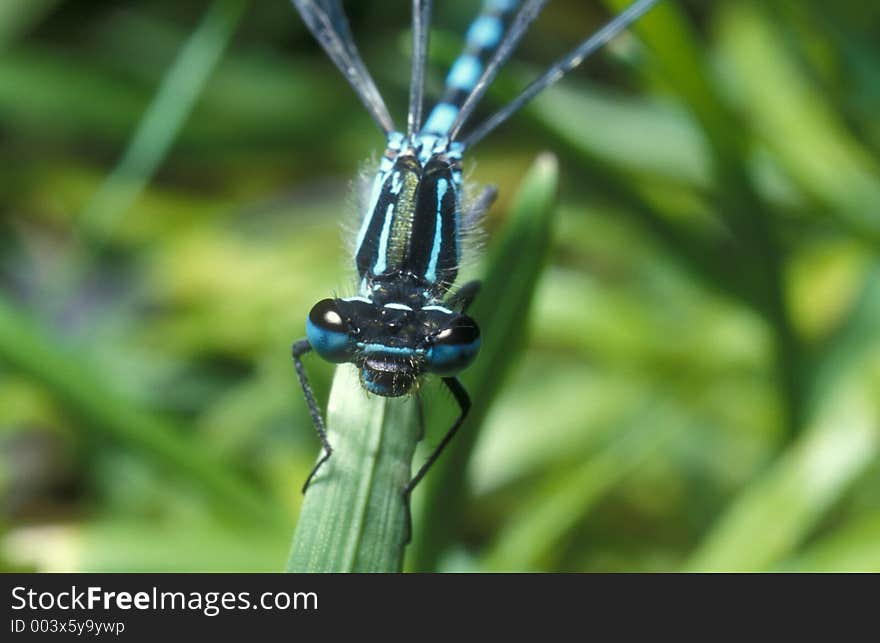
1, 0, 879, 572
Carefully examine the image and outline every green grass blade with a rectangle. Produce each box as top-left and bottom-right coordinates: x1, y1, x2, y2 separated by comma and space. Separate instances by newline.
407, 153, 560, 571
0, 294, 279, 528
779, 512, 880, 572
80, 0, 247, 239
0, 0, 57, 49
601, 0, 751, 180
5, 519, 289, 572
287, 366, 419, 573
717, 1, 880, 241
687, 263, 880, 571
808, 265, 880, 419
484, 399, 680, 571
685, 378, 879, 572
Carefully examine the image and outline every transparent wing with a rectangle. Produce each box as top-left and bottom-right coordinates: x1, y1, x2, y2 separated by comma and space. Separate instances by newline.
461, 0, 661, 147
291, 0, 396, 133
448, 0, 548, 141
407, 0, 432, 136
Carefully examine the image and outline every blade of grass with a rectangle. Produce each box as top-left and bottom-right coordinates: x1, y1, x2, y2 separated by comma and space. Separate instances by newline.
287, 365, 418, 573
483, 399, 681, 571
687, 265, 880, 571
807, 265, 880, 419
407, 153, 560, 571
717, 1, 880, 242
0, 293, 280, 528
0, 46, 339, 148
80, 0, 247, 240
4, 519, 289, 572
602, 0, 748, 174
608, 0, 812, 442
685, 376, 879, 572
0, 0, 57, 49
778, 512, 880, 572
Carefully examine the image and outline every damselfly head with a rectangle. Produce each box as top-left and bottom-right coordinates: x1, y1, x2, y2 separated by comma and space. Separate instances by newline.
305, 297, 480, 397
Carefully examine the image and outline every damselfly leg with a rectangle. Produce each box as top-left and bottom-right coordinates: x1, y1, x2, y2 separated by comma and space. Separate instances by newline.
292, 339, 333, 493
403, 376, 471, 544
294, 338, 472, 547
447, 281, 481, 313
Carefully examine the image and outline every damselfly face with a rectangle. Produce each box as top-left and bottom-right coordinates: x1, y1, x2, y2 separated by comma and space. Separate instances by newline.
306, 297, 480, 396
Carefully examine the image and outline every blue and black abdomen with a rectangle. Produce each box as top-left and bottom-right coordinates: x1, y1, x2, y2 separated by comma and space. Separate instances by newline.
353, 0, 522, 296
421, 0, 520, 136
355, 154, 460, 293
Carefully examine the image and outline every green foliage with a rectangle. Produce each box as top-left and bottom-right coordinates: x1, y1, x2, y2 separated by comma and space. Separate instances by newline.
409, 154, 559, 570
288, 366, 418, 573
1, 0, 879, 572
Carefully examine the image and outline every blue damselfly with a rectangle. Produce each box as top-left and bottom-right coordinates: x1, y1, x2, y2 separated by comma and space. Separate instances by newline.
289, 0, 661, 537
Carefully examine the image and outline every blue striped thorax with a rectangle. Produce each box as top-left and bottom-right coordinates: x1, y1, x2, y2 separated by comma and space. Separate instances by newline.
306, 132, 479, 397
355, 132, 465, 297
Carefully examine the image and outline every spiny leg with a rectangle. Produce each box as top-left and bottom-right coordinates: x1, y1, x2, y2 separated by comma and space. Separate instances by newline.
447, 280, 481, 313
461, 185, 497, 230
292, 339, 333, 493
402, 376, 471, 544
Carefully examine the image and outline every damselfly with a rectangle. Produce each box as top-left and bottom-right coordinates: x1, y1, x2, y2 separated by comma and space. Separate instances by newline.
289, 0, 660, 531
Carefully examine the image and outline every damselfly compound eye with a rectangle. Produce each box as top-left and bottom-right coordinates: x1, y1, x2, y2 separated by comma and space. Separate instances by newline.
306, 299, 354, 363
426, 315, 481, 375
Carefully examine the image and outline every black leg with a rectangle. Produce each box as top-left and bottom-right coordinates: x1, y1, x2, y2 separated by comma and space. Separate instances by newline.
402, 376, 471, 544
461, 185, 498, 229
446, 280, 481, 313
292, 339, 333, 493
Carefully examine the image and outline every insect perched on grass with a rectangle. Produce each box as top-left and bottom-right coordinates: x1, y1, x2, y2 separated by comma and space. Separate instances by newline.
289, 0, 660, 536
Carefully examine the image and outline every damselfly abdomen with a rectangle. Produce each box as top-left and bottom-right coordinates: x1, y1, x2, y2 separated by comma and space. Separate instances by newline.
289, 0, 660, 536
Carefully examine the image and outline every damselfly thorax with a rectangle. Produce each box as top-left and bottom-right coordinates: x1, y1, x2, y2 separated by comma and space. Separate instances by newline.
356, 132, 465, 301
